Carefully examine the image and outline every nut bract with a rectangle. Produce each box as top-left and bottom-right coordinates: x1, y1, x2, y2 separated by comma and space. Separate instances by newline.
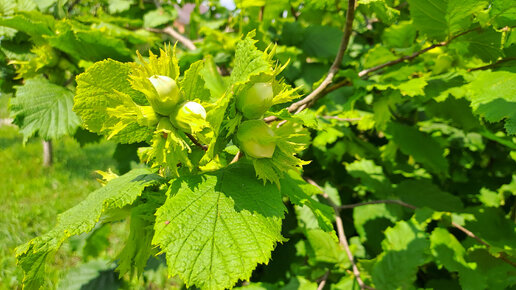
236, 120, 276, 158
136, 106, 159, 128
236, 82, 274, 119
157, 117, 175, 132
171, 101, 207, 134
147, 75, 181, 115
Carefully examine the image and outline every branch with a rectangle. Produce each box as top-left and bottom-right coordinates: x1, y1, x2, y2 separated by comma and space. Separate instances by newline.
230, 151, 243, 164
339, 198, 516, 268
264, 0, 356, 123
147, 26, 197, 51
468, 57, 516, 72
305, 177, 368, 290
185, 133, 208, 151
339, 199, 417, 210
317, 270, 330, 290
358, 27, 480, 78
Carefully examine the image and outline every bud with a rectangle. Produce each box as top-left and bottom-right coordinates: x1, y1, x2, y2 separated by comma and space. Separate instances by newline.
236, 82, 274, 119
170, 101, 207, 133
236, 120, 276, 158
147, 75, 181, 115
136, 106, 159, 128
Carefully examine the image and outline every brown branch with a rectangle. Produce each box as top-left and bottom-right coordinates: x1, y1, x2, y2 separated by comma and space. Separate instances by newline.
468, 57, 516, 72
317, 270, 330, 290
264, 0, 356, 123
305, 177, 367, 289
147, 26, 197, 51
358, 27, 480, 78
185, 133, 208, 151
258, 6, 265, 22
230, 151, 243, 164
339, 199, 417, 210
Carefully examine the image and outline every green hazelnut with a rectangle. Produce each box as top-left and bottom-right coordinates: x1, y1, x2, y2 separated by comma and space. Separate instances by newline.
170, 101, 207, 134
236, 82, 274, 119
236, 120, 276, 158
147, 75, 181, 115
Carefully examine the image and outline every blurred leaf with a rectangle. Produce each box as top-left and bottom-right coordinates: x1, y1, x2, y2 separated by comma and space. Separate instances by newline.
385, 122, 449, 175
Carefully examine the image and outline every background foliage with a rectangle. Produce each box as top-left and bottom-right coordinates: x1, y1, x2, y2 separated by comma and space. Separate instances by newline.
1, 0, 516, 289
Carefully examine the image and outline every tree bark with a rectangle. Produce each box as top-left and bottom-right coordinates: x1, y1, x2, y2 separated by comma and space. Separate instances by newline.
42, 140, 53, 167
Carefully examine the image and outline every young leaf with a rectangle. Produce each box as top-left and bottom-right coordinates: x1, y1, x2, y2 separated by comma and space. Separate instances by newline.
74, 59, 154, 143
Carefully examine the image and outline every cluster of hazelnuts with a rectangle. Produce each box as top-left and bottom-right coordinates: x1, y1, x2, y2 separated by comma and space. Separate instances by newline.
143, 75, 207, 134
144, 75, 276, 159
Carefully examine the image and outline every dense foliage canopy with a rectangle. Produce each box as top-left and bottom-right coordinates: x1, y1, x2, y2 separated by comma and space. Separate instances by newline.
1, 0, 516, 289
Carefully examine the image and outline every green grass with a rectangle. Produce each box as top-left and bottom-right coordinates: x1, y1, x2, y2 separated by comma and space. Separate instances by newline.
0, 93, 9, 118
0, 125, 117, 289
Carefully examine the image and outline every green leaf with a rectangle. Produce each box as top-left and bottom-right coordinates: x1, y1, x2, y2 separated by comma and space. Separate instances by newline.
82, 224, 110, 260
359, 0, 400, 25
153, 163, 286, 290
461, 28, 504, 62
466, 70, 516, 134
46, 21, 132, 62
74, 59, 154, 144
395, 179, 464, 212
372, 220, 430, 290
143, 8, 176, 28
117, 191, 165, 278
345, 159, 392, 198
229, 31, 273, 86
385, 122, 449, 174
353, 204, 405, 254
10, 77, 81, 142
382, 21, 416, 48
108, 0, 133, 14
0, 11, 55, 41
407, 0, 488, 40
430, 228, 487, 290
16, 168, 162, 289
305, 229, 349, 266
180, 60, 211, 102
490, 0, 516, 28
58, 259, 121, 290
279, 171, 335, 233
302, 25, 343, 59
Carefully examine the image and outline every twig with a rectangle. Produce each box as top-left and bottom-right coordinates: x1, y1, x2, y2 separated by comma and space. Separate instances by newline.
317, 270, 330, 290
147, 26, 197, 51
290, 5, 299, 20
305, 177, 367, 290
322, 79, 352, 94
338, 198, 516, 268
230, 151, 243, 164
468, 57, 516, 72
339, 199, 417, 210
185, 133, 208, 151
322, 116, 362, 122
358, 27, 480, 78
258, 6, 265, 22
264, 0, 356, 123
